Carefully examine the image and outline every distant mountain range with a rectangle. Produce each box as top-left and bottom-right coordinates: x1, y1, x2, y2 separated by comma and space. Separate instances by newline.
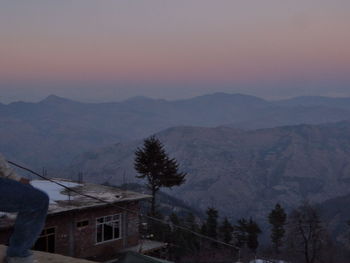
1, 93, 350, 170
67, 121, 350, 226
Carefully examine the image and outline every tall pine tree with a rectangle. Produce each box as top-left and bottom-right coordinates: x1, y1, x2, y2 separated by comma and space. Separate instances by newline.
246, 218, 262, 254
183, 213, 200, 253
219, 217, 234, 244
268, 203, 287, 254
203, 207, 219, 247
206, 207, 218, 239
134, 136, 186, 216
234, 217, 261, 253
234, 218, 248, 248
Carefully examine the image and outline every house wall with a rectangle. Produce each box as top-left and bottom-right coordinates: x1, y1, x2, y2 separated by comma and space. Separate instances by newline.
0, 201, 141, 262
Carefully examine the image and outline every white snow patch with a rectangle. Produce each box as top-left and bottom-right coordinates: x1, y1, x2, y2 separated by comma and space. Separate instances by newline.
31, 180, 81, 204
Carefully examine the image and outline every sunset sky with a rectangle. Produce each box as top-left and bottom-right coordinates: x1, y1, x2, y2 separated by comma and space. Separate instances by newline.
1, 0, 349, 103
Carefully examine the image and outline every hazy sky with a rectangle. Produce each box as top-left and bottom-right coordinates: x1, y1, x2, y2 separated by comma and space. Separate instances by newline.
1, 0, 350, 103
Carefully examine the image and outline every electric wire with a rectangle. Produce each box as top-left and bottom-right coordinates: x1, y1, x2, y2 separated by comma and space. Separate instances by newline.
7, 160, 240, 250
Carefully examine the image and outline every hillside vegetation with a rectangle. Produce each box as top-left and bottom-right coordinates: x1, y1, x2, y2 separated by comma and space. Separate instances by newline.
68, 121, 350, 222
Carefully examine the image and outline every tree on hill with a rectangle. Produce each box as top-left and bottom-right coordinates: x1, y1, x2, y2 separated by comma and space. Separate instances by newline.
287, 202, 327, 263
219, 217, 234, 244
234, 217, 261, 253
268, 203, 287, 254
168, 213, 187, 260
134, 136, 186, 216
234, 218, 248, 248
202, 207, 219, 247
206, 207, 219, 239
183, 212, 200, 252
246, 218, 262, 254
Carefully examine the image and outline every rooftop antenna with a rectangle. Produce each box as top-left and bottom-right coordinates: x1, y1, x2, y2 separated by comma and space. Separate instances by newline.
78, 172, 83, 184
68, 188, 71, 202
123, 171, 126, 187
122, 171, 127, 197
42, 167, 47, 179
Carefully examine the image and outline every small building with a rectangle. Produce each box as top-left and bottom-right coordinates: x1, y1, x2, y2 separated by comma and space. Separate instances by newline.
0, 179, 158, 262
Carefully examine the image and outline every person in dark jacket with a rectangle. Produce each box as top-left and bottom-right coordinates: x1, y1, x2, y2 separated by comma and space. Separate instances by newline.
0, 154, 49, 263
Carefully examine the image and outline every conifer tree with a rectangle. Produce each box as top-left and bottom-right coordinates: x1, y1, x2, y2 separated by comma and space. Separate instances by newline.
134, 136, 186, 216
219, 217, 234, 244
268, 203, 287, 254
234, 218, 248, 248
183, 213, 200, 252
169, 213, 186, 260
185, 212, 199, 233
169, 212, 178, 222
200, 223, 208, 236
246, 218, 262, 253
205, 207, 219, 240
234, 217, 261, 253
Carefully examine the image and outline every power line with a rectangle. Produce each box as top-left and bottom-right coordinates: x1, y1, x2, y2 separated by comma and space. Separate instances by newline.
7, 160, 239, 250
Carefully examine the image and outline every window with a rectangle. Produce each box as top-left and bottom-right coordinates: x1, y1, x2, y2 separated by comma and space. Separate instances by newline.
96, 214, 121, 243
77, 220, 89, 228
33, 227, 55, 253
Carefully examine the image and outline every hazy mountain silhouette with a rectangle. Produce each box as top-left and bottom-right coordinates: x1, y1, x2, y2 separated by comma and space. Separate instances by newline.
275, 95, 350, 110
1, 93, 350, 170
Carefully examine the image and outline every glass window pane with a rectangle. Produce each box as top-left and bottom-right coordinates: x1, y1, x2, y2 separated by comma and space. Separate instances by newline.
113, 223, 120, 239
96, 225, 103, 243
46, 228, 55, 234
96, 214, 122, 243
103, 224, 113, 241
77, 220, 89, 228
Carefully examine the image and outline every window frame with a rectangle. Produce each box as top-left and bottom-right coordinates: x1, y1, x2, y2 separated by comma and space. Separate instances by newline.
95, 213, 122, 244
33, 226, 56, 253
76, 220, 89, 228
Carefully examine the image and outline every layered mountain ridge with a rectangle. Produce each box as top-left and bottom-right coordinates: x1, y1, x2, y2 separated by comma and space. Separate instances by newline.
1, 93, 350, 170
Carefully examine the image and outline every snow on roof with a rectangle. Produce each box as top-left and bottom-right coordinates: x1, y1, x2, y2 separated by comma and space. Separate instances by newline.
30, 178, 150, 214
0, 178, 150, 228
31, 180, 81, 204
